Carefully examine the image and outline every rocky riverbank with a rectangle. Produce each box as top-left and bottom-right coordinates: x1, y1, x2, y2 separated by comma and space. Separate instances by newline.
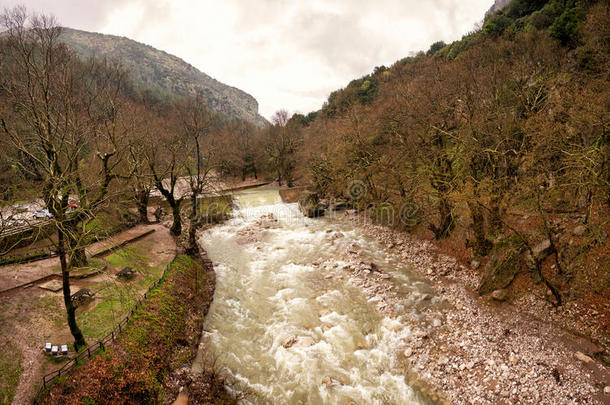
338, 213, 610, 404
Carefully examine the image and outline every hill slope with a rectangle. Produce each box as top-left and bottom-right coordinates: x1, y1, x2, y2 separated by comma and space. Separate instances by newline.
60, 28, 267, 127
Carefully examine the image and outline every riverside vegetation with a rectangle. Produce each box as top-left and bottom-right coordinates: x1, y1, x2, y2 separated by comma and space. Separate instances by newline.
0, 0, 609, 403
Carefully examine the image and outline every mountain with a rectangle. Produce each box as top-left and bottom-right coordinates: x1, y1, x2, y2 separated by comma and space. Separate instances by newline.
59, 28, 267, 127
486, 0, 513, 16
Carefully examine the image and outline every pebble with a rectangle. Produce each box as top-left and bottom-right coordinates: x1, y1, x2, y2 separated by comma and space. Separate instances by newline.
334, 215, 606, 405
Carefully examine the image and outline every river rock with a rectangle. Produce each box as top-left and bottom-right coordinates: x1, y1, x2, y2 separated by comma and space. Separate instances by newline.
282, 336, 298, 349
321, 376, 341, 387
574, 351, 593, 363
491, 289, 509, 301
294, 336, 314, 348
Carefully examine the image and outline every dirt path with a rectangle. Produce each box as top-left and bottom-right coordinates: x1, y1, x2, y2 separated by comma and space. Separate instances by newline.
1, 224, 176, 405
353, 216, 610, 404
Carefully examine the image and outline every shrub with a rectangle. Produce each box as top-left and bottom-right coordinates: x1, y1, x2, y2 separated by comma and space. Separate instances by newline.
550, 6, 586, 46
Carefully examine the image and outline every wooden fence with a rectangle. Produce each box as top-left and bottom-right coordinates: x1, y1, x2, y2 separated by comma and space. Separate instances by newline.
32, 254, 176, 403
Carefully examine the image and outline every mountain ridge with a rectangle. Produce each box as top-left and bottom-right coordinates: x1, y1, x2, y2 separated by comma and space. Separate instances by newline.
60, 28, 268, 127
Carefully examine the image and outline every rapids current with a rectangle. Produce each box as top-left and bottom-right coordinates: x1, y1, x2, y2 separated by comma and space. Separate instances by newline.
198, 188, 438, 405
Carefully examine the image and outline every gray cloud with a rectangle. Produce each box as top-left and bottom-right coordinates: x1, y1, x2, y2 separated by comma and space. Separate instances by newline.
3, 0, 493, 118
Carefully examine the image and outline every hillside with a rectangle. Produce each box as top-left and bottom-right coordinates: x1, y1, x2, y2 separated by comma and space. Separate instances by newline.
60, 28, 267, 127
293, 0, 610, 351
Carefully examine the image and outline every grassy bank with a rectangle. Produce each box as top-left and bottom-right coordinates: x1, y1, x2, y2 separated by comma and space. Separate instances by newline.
0, 341, 22, 405
40, 254, 229, 404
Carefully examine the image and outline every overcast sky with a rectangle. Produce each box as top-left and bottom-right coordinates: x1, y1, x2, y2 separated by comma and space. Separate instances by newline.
4, 0, 494, 119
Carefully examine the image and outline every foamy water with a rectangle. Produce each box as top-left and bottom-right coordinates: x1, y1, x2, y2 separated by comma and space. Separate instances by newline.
199, 188, 433, 404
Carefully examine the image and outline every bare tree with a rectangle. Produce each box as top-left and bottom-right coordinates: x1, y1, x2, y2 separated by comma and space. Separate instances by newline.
175, 94, 218, 254
265, 110, 302, 186
0, 8, 124, 349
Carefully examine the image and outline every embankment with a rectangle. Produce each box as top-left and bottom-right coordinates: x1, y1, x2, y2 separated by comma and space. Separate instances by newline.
39, 254, 230, 404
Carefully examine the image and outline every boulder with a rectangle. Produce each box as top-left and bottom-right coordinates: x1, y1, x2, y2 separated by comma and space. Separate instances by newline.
572, 225, 587, 236
532, 239, 552, 260
321, 376, 341, 388
294, 336, 314, 348
575, 351, 593, 363
491, 289, 509, 301
282, 335, 298, 349
478, 237, 524, 295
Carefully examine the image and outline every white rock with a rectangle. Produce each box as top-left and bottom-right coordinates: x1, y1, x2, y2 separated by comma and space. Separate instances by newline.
294, 336, 315, 348
404, 347, 413, 357
603, 386, 610, 394
575, 351, 593, 363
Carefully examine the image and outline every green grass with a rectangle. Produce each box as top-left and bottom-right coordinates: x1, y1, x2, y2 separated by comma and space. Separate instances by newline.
77, 245, 165, 340
0, 341, 23, 405
104, 245, 147, 270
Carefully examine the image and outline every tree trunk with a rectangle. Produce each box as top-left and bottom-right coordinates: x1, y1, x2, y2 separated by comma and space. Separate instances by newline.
70, 247, 88, 268
66, 220, 88, 268
170, 201, 182, 236
186, 220, 200, 256
430, 196, 455, 239
468, 200, 492, 256
137, 189, 150, 224
58, 228, 86, 351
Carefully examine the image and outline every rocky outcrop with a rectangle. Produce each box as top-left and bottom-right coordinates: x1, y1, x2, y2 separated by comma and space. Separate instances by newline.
486, 0, 512, 17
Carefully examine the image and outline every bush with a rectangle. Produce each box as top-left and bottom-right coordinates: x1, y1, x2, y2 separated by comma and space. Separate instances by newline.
550, 6, 586, 46
427, 41, 447, 55
484, 13, 513, 37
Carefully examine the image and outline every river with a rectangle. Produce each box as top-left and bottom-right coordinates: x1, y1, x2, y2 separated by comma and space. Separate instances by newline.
198, 187, 439, 405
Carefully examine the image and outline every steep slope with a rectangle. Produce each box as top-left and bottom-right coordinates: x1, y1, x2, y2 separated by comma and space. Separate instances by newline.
294, 0, 610, 354
60, 28, 267, 127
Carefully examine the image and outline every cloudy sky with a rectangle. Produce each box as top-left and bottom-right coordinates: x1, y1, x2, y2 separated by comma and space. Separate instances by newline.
4, 0, 494, 119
